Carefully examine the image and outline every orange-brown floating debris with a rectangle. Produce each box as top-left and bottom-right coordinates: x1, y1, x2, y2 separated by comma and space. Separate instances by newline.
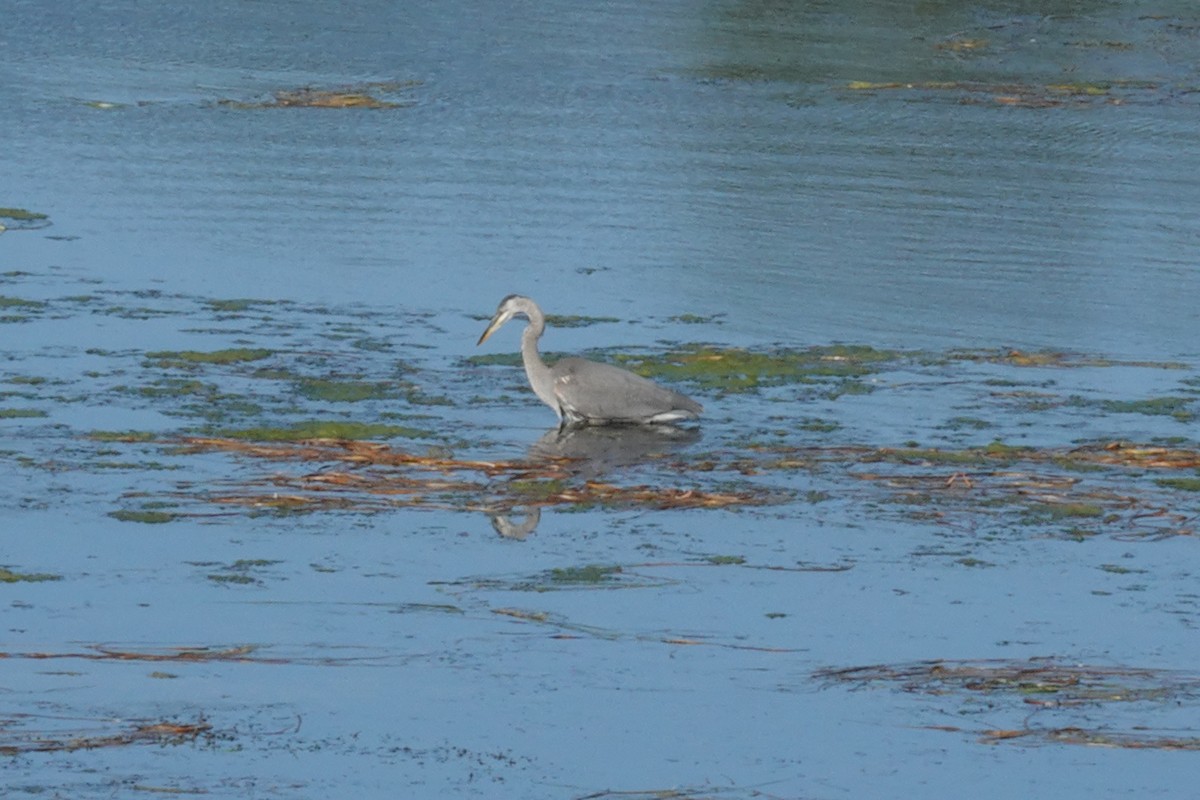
492, 608, 551, 623
216, 81, 418, 110
819, 658, 1200, 751
165, 436, 1200, 524
165, 437, 780, 516
270, 89, 392, 108
10, 644, 275, 664
3, 644, 393, 668
981, 728, 1033, 741
177, 437, 533, 477
1075, 441, 1200, 470
935, 38, 988, 52
1042, 728, 1200, 751
976, 726, 1200, 750
750, 440, 1200, 471
0, 718, 212, 755
531, 481, 773, 511
845, 79, 1162, 109
815, 658, 1199, 700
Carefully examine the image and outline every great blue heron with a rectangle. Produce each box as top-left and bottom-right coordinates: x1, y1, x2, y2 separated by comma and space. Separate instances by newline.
476, 295, 703, 426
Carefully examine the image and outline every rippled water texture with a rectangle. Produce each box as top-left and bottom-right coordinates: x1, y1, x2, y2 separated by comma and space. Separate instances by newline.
3, 1, 1200, 797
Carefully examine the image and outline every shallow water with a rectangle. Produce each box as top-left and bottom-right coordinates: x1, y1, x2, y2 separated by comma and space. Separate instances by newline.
3, 1, 1200, 797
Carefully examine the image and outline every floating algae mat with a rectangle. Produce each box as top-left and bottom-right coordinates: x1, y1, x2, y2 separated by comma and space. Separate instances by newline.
613, 343, 906, 393
0, 278, 1192, 534
5, 275, 1200, 800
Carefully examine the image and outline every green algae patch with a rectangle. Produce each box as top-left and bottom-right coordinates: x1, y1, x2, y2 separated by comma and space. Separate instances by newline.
204, 298, 263, 312
548, 564, 623, 585
467, 351, 571, 368
296, 378, 396, 403
0, 408, 47, 419
207, 573, 259, 585
942, 416, 993, 431
1050, 455, 1109, 473
0, 296, 46, 310
399, 386, 455, 407
133, 379, 216, 398
0, 566, 62, 583
108, 509, 178, 524
508, 479, 570, 500
1099, 563, 1146, 575
544, 313, 620, 328
145, 348, 273, 368
865, 441, 1032, 466
446, 564, 672, 594
232, 558, 281, 569
669, 312, 724, 325
219, 420, 435, 441
1100, 396, 1195, 422
0, 208, 49, 222
193, 559, 282, 586
616, 344, 903, 393
980, 440, 1032, 458
1023, 502, 1105, 522
1060, 394, 1198, 422
1156, 477, 1200, 492
89, 430, 158, 443
351, 337, 394, 353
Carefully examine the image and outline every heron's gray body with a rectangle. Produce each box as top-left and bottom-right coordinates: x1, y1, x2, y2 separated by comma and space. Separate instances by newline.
478, 295, 703, 427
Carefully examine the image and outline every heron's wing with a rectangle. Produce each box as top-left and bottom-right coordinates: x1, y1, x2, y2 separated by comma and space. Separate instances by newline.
551, 357, 701, 424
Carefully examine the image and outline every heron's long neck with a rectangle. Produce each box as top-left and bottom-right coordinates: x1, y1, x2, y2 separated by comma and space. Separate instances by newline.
520, 315, 560, 414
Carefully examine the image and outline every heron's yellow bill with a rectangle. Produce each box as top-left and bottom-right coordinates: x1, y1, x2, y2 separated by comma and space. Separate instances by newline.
477, 316, 503, 346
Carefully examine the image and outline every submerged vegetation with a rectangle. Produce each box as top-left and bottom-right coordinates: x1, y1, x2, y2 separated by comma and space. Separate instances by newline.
613, 344, 902, 393
0, 283, 1194, 538
3, 276, 1200, 784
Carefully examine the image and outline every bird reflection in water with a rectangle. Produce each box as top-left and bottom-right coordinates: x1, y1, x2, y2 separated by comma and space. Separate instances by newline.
489, 508, 541, 540
485, 424, 702, 539
530, 423, 701, 479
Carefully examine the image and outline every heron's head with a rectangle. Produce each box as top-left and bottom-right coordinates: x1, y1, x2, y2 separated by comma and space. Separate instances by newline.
477, 294, 537, 346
